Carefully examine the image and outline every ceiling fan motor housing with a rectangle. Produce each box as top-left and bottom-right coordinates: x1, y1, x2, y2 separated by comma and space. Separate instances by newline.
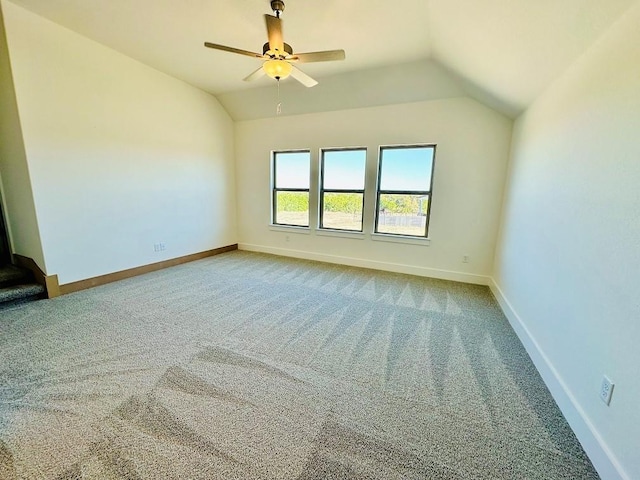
270, 0, 285, 17
263, 42, 293, 57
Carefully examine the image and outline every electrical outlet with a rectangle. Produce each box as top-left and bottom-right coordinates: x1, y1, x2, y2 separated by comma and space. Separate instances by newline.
159, 242, 166, 251
600, 376, 614, 406
462, 255, 469, 263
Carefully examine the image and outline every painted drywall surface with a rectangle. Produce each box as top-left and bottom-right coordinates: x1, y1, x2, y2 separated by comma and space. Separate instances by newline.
218, 57, 527, 122
218, 59, 469, 121
2, 1, 237, 284
0, 1, 45, 269
493, 3, 640, 479
236, 98, 512, 282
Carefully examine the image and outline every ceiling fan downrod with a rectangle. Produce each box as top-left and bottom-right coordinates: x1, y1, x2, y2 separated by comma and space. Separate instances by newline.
270, 0, 285, 18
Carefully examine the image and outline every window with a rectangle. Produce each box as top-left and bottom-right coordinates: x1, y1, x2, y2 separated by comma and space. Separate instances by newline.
272, 150, 310, 227
375, 145, 436, 237
319, 148, 366, 232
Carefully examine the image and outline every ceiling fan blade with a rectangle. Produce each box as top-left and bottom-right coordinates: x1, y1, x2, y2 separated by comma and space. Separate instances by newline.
288, 49, 346, 63
204, 42, 262, 58
290, 65, 318, 88
265, 14, 284, 52
243, 66, 266, 82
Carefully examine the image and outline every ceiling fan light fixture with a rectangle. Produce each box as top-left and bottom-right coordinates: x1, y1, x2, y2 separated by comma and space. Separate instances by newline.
204, 0, 345, 88
263, 59, 292, 80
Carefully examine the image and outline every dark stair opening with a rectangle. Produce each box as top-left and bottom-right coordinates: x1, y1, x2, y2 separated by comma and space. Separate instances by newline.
0, 264, 46, 310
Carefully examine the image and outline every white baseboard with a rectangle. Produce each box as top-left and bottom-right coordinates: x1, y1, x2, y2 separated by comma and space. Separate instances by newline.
488, 278, 629, 480
238, 243, 490, 285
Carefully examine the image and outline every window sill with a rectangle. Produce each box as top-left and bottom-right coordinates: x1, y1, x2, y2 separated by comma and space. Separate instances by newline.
315, 229, 365, 240
269, 224, 311, 234
371, 233, 431, 246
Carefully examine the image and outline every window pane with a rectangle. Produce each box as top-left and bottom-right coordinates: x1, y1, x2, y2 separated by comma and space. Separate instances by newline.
322, 192, 363, 231
275, 151, 310, 189
379, 147, 434, 191
323, 149, 366, 190
376, 194, 429, 236
275, 191, 309, 226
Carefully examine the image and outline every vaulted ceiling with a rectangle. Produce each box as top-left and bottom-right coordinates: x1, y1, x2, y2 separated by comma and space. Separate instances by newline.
5, 0, 637, 119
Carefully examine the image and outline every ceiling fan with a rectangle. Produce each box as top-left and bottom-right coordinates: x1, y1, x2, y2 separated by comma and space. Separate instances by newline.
204, 0, 346, 87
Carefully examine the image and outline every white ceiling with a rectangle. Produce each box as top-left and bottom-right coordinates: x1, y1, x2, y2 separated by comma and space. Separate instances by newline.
5, 0, 638, 119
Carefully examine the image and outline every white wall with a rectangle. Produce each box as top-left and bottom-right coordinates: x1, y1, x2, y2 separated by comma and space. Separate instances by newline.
492, 3, 640, 479
236, 98, 512, 283
2, 0, 237, 284
0, 1, 45, 268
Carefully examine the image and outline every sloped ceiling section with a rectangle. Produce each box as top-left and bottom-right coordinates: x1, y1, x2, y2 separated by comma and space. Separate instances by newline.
217, 59, 468, 121
428, 0, 637, 114
4, 0, 638, 119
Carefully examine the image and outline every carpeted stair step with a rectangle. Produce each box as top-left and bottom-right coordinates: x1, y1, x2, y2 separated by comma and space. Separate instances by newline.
0, 264, 35, 288
0, 283, 46, 306
0, 265, 45, 309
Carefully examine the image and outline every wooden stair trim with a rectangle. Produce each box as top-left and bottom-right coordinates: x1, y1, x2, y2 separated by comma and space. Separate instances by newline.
13, 254, 60, 298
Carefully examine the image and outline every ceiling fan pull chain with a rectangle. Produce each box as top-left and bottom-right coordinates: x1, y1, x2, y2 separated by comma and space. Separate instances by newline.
276, 78, 282, 115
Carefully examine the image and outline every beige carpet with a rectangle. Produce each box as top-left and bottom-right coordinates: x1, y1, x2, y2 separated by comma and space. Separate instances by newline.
0, 251, 599, 479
